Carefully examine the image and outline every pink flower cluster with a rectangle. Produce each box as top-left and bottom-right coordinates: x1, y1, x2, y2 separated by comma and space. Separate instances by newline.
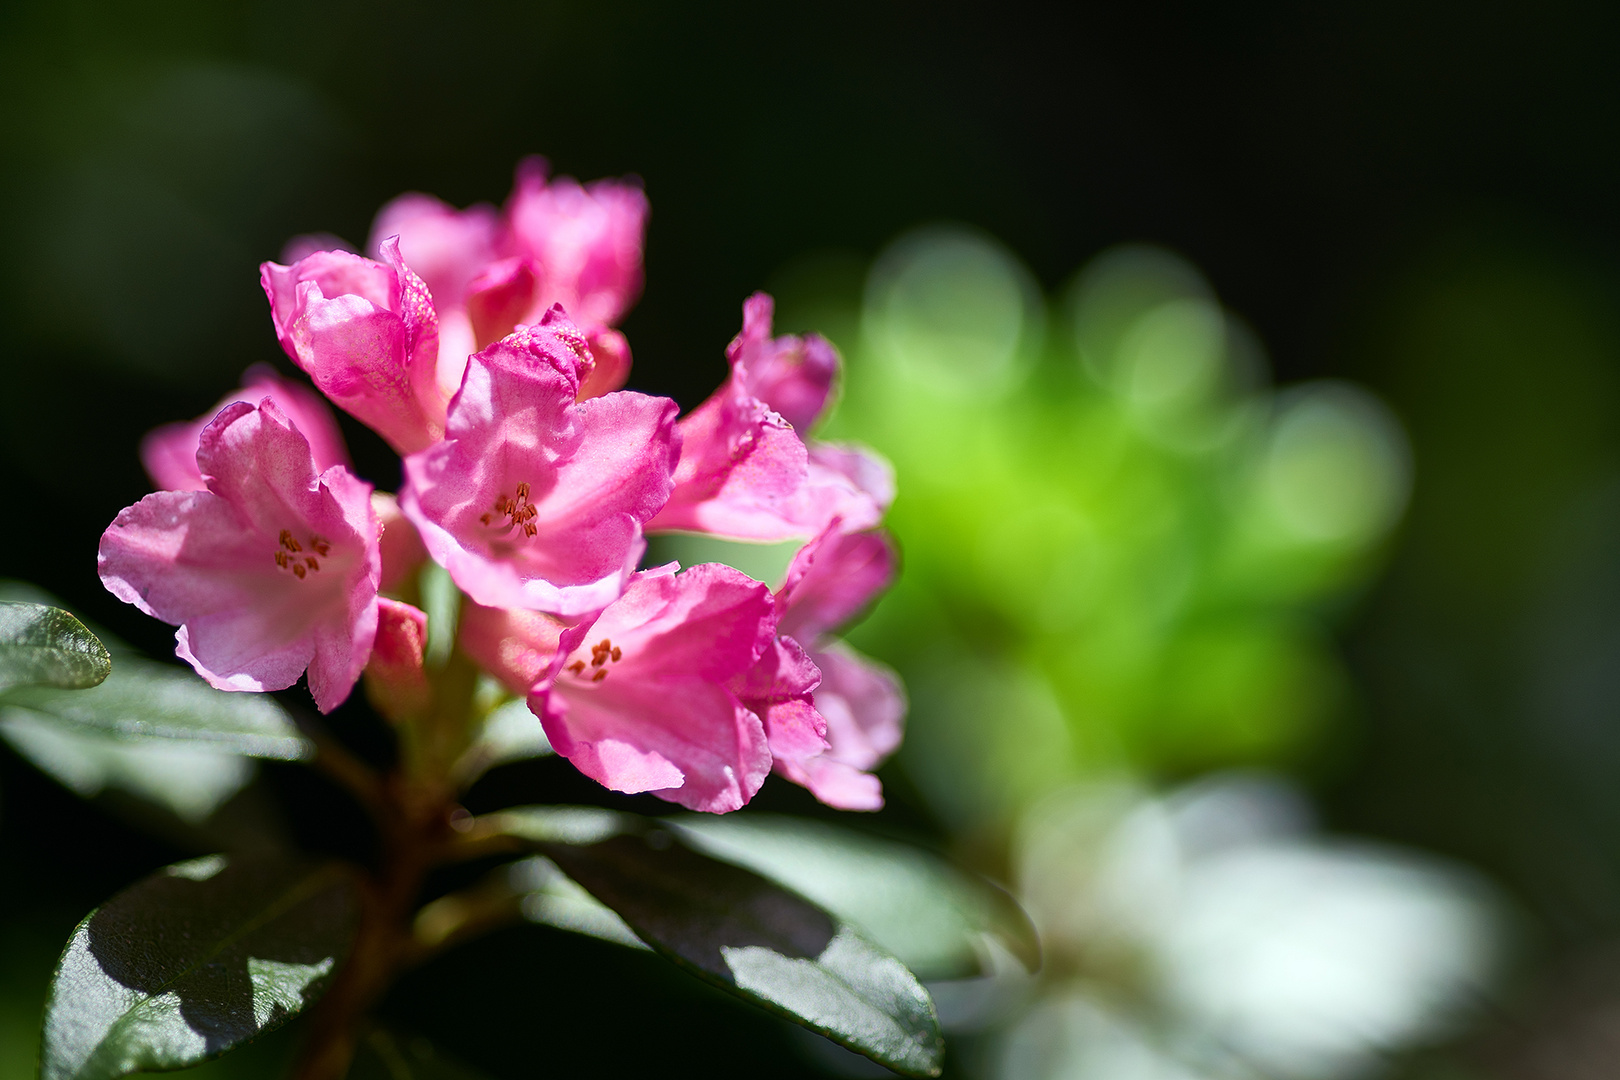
98, 159, 904, 813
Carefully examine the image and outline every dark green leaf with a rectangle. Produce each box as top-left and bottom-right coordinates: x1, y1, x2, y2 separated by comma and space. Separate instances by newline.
540, 825, 944, 1077
349, 1029, 492, 1080
675, 814, 1040, 978
1, 657, 310, 760
40, 854, 359, 1080
0, 602, 111, 691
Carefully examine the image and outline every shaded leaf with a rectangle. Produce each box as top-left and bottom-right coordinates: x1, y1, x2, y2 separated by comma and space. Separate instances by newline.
41, 854, 358, 1080
507, 856, 647, 950
0, 602, 111, 691
1, 656, 310, 759
675, 814, 1039, 978
0, 709, 254, 823
350, 1028, 493, 1080
540, 825, 943, 1077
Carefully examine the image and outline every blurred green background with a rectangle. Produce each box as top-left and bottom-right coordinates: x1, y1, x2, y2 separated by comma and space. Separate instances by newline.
6, 1, 1620, 1077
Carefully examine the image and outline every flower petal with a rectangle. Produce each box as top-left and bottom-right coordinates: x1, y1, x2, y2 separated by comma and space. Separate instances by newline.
140, 366, 350, 493
400, 323, 679, 615
535, 674, 769, 813
778, 526, 898, 640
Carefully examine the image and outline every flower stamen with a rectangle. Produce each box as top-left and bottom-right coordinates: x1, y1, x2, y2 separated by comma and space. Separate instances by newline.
572, 638, 624, 682
274, 532, 327, 579
479, 481, 539, 539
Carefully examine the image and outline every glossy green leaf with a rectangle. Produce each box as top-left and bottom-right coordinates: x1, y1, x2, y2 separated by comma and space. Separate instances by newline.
40, 854, 358, 1080
675, 814, 1039, 978
539, 824, 944, 1077
1, 656, 310, 760
0, 602, 110, 691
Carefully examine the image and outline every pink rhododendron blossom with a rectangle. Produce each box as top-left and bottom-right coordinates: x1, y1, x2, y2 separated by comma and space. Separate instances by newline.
367, 162, 647, 406
645, 304, 812, 540
368, 193, 502, 405
99, 399, 381, 713
648, 294, 892, 541
140, 364, 350, 493
506, 157, 649, 330
365, 598, 430, 721
728, 292, 839, 432
727, 633, 830, 785
399, 311, 680, 616
527, 563, 775, 813
768, 526, 906, 810
784, 442, 895, 537
261, 238, 443, 454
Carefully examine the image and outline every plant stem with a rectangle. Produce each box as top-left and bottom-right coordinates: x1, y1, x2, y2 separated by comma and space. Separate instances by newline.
291, 776, 443, 1080
292, 646, 490, 1079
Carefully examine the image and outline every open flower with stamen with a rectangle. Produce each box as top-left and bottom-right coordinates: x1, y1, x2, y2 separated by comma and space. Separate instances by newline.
98, 399, 381, 713
140, 364, 350, 493
399, 310, 680, 616
514, 563, 777, 813
261, 237, 443, 454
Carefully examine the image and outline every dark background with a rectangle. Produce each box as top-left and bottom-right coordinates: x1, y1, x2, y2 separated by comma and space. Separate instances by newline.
6, 2, 1620, 1076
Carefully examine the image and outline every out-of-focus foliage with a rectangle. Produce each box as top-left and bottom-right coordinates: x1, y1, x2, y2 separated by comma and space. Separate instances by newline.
756, 230, 1513, 1080
785, 231, 1410, 836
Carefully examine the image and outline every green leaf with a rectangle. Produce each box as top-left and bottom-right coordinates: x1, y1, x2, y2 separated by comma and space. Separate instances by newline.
539, 824, 944, 1077
1, 657, 310, 760
674, 814, 1040, 978
40, 854, 359, 1080
0, 602, 111, 691
349, 1029, 493, 1080
0, 710, 255, 823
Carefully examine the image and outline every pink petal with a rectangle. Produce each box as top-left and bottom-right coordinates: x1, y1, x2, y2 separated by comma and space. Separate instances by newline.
579, 327, 633, 400
812, 640, 906, 770
400, 322, 679, 615
261, 241, 444, 454
523, 563, 779, 812
730, 292, 838, 433
778, 526, 898, 640
140, 366, 351, 493
459, 602, 571, 696
645, 392, 811, 540
579, 564, 776, 682
766, 642, 902, 812
101, 400, 380, 712
535, 675, 769, 813
778, 755, 885, 812
466, 256, 539, 350
369, 192, 502, 310
729, 632, 821, 704
506, 157, 649, 329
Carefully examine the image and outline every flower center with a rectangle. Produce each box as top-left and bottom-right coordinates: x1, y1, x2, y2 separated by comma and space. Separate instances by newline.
273, 530, 331, 580
566, 638, 623, 683
480, 482, 538, 539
